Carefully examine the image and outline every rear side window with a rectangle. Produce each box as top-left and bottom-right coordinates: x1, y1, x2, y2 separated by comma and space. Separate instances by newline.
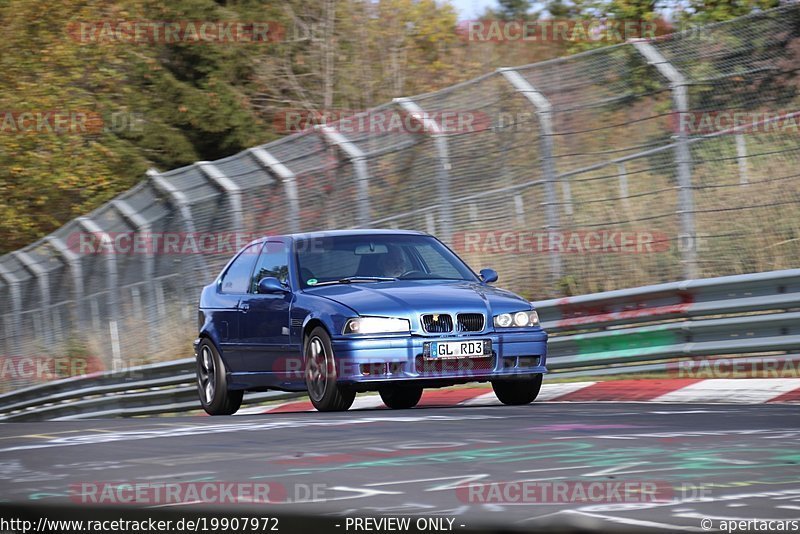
220, 243, 261, 294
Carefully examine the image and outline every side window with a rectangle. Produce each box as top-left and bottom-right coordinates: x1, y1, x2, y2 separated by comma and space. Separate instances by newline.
251, 241, 290, 292
220, 243, 261, 294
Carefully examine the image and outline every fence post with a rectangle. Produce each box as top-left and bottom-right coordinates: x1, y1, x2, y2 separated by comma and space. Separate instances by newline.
148, 169, 209, 279
249, 147, 301, 234
197, 162, 244, 232
320, 125, 371, 227
632, 41, 698, 280
45, 236, 85, 332
394, 97, 454, 244
497, 67, 563, 282
12, 251, 51, 346
110, 199, 161, 357
618, 162, 631, 210
735, 134, 749, 185
76, 216, 121, 370
0, 262, 22, 355
111, 199, 153, 316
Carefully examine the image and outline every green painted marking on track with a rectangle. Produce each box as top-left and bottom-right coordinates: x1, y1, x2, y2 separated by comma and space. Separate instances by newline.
261, 441, 800, 477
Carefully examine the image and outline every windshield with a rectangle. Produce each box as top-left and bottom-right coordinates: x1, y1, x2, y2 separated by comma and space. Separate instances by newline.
295, 234, 478, 288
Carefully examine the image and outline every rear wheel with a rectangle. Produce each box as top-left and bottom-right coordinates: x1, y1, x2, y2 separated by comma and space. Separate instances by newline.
196, 339, 243, 415
492, 373, 543, 405
305, 327, 356, 412
379, 386, 423, 409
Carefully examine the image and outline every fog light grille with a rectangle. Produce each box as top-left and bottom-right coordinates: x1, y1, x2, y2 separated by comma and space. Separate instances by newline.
517, 356, 540, 368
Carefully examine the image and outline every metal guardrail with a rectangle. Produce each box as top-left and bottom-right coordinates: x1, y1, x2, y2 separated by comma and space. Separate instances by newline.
1, 268, 798, 421
540, 268, 800, 372
0, 358, 299, 421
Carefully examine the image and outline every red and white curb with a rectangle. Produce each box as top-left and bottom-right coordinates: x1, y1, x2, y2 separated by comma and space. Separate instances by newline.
232, 378, 800, 415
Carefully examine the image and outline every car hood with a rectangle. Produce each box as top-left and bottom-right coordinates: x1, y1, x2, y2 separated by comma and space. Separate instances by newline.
304, 280, 530, 317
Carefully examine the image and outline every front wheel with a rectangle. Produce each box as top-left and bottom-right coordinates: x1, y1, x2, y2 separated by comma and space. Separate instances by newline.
492, 373, 543, 405
196, 339, 243, 415
305, 327, 356, 412
379, 386, 423, 409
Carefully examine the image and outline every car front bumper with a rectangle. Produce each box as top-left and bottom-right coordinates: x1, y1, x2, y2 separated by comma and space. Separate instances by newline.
329, 329, 547, 386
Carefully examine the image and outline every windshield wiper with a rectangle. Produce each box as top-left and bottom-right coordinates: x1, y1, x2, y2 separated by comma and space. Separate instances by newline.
313, 276, 397, 286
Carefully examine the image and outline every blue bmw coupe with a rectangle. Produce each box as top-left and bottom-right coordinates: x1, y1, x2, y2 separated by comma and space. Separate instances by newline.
194, 230, 548, 414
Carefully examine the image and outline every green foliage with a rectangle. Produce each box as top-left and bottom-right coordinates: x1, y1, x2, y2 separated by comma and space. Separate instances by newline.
677, 0, 780, 25
496, 0, 533, 20
0, 0, 271, 253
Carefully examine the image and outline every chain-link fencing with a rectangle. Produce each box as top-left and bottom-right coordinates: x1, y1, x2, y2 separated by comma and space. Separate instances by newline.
1, 5, 799, 390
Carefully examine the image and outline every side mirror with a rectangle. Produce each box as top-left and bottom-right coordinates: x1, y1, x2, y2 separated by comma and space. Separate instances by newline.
257, 277, 288, 294
479, 268, 498, 284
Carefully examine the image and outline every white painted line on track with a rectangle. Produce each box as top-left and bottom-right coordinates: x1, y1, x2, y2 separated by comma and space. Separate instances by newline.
536, 381, 597, 401
570, 510, 705, 531
350, 395, 386, 411
461, 391, 500, 406
653, 378, 800, 403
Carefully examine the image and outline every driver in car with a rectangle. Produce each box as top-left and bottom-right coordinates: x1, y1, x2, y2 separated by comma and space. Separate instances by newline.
378, 246, 409, 277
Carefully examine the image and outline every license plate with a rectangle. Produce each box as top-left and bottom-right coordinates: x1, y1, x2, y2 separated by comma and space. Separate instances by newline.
430, 340, 489, 359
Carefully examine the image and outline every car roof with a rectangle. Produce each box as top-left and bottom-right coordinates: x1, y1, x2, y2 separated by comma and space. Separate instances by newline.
265, 229, 429, 241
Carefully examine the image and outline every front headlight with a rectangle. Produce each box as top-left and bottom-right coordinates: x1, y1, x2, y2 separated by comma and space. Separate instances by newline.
343, 316, 410, 334
493, 310, 539, 328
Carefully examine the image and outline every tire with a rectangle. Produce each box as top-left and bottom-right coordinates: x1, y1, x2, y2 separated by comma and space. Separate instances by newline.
196, 338, 243, 415
492, 373, 543, 406
379, 386, 423, 409
304, 327, 356, 412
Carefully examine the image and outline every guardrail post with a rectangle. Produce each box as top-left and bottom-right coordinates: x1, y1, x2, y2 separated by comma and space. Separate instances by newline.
319, 125, 371, 227
393, 97, 454, 244
12, 251, 52, 346
196, 162, 244, 232
497, 68, 563, 282
76, 217, 121, 370
0, 262, 22, 355
249, 147, 301, 234
45, 236, 85, 333
148, 169, 209, 279
632, 41, 698, 280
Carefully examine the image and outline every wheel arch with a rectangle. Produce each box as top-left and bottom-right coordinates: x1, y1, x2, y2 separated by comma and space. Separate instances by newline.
302, 318, 330, 344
